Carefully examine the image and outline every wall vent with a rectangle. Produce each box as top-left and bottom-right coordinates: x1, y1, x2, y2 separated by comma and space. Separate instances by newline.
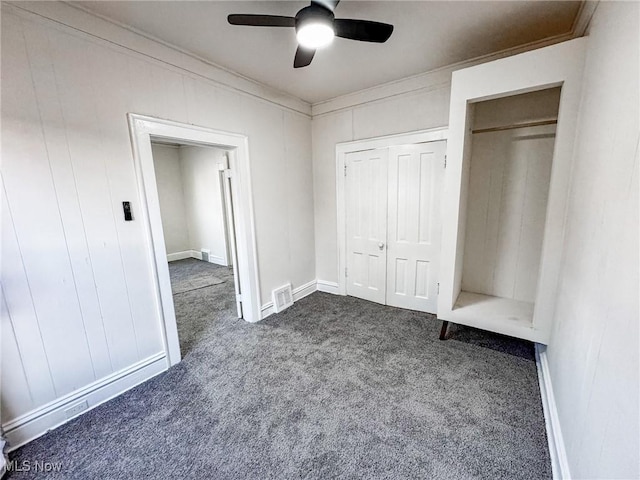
272, 284, 294, 313
201, 249, 210, 262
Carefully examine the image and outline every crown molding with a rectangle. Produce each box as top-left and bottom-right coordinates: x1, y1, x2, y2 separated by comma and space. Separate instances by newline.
312, 1, 598, 117
311, 32, 572, 117
4, 1, 312, 117
572, 1, 599, 37
4, 0, 598, 120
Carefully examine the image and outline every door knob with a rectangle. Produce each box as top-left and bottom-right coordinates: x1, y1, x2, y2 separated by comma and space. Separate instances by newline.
378, 242, 385, 250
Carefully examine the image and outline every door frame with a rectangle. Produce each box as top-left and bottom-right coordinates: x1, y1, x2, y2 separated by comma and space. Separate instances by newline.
336, 127, 448, 296
128, 114, 261, 367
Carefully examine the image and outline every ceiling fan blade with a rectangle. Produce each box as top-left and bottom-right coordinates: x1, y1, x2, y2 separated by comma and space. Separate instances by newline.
227, 14, 295, 27
334, 18, 394, 43
294, 47, 315, 68
311, 0, 340, 12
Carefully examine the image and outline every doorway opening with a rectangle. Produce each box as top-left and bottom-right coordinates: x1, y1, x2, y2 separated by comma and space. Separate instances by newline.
150, 141, 241, 356
128, 115, 260, 367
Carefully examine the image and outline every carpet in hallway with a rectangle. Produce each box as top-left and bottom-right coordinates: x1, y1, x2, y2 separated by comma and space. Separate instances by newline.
168, 258, 229, 295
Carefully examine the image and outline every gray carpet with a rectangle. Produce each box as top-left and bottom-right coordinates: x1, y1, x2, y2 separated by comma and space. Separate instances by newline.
169, 258, 228, 295
169, 259, 234, 354
7, 265, 551, 479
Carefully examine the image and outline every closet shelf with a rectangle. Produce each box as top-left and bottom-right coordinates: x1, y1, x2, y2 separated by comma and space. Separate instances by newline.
449, 291, 535, 331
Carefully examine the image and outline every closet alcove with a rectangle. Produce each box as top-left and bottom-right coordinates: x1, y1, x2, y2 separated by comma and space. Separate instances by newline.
459, 88, 561, 327
438, 39, 587, 343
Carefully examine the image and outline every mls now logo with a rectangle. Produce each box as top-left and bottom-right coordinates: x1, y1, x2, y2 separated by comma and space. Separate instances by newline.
6, 460, 63, 473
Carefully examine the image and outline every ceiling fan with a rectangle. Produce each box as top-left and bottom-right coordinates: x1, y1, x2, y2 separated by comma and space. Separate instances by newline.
228, 0, 394, 68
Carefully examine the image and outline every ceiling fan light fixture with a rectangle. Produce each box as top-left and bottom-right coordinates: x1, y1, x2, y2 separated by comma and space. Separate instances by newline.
296, 22, 334, 49
228, 1, 394, 68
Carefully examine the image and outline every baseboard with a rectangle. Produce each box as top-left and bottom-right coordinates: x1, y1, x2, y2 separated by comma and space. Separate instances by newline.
3, 352, 167, 452
167, 250, 228, 266
292, 280, 317, 302
535, 344, 571, 480
261, 280, 317, 319
208, 254, 227, 266
167, 250, 192, 262
316, 280, 340, 295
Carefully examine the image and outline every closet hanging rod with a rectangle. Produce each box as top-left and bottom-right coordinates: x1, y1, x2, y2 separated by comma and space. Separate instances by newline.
471, 119, 557, 134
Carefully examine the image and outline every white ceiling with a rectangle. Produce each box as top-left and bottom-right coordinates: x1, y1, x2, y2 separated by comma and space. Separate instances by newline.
71, 1, 582, 104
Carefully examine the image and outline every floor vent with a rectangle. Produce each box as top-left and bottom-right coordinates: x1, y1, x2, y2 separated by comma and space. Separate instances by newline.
272, 284, 294, 313
201, 249, 210, 262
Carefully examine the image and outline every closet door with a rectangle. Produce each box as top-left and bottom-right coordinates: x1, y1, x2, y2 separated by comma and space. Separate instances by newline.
345, 149, 388, 304
386, 142, 445, 313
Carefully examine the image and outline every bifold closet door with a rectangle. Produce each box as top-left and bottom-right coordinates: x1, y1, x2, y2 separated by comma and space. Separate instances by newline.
386, 142, 445, 313
345, 149, 389, 304
345, 142, 445, 313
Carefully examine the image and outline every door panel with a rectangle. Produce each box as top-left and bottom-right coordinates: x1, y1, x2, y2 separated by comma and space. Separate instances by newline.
345, 149, 388, 304
222, 162, 242, 318
386, 142, 445, 313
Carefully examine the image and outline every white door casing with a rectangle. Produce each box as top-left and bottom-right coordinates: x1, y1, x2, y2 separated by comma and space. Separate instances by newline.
386, 141, 446, 313
345, 149, 389, 304
128, 114, 261, 366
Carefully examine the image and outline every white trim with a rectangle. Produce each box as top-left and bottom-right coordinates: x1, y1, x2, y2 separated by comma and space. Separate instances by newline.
208, 255, 227, 266
260, 304, 274, 318
293, 280, 317, 301
312, 35, 574, 117
336, 128, 448, 154
3, 2, 310, 117
167, 250, 192, 262
260, 280, 317, 319
535, 344, 571, 480
316, 280, 340, 295
311, 2, 598, 116
166, 250, 228, 266
572, 1, 600, 36
128, 114, 262, 368
336, 127, 449, 296
4, 1, 597, 119
4, 1, 595, 119
3, 352, 167, 452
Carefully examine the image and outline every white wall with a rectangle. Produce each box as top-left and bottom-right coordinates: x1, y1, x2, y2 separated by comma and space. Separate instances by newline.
462, 127, 555, 303
1, 2, 314, 444
151, 144, 190, 255
546, 2, 639, 478
312, 87, 451, 285
310, 44, 573, 287
152, 143, 231, 265
472, 87, 561, 130
179, 145, 228, 265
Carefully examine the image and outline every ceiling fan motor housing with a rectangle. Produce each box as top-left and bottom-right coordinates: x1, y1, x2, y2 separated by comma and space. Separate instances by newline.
295, 5, 335, 33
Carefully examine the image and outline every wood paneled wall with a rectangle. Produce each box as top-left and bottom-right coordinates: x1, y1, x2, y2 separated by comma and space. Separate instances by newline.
1, 5, 314, 431
462, 126, 556, 303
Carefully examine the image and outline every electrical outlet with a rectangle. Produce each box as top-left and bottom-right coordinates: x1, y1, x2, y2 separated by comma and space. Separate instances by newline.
64, 400, 88, 419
